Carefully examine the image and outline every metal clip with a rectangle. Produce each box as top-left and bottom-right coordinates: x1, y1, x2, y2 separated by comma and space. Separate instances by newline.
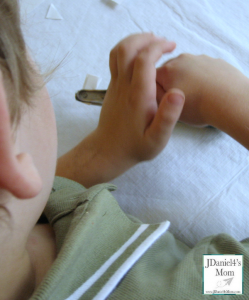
75, 89, 107, 106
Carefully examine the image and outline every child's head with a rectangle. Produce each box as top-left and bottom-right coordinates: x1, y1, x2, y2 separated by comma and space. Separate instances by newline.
0, 0, 36, 127
0, 4, 58, 295
0, 0, 57, 206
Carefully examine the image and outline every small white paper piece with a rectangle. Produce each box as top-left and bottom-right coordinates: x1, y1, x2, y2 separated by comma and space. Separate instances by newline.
111, 0, 123, 4
46, 4, 63, 20
83, 74, 101, 90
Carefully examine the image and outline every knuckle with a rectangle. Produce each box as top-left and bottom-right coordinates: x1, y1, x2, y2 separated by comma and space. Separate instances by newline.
178, 53, 191, 60
178, 53, 185, 60
135, 52, 147, 66
136, 45, 156, 65
117, 43, 130, 58
198, 54, 208, 59
162, 59, 176, 74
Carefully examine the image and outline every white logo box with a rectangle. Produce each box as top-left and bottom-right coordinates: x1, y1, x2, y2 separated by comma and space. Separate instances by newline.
203, 254, 243, 295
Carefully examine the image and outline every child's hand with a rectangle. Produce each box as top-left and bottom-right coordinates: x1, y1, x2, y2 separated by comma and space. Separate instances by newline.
156, 54, 247, 127
93, 33, 185, 170
57, 33, 185, 187
57, 49, 249, 187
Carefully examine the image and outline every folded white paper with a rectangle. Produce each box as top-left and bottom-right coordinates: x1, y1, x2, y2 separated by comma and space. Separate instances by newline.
83, 74, 101, 90
46, 4, 63, 20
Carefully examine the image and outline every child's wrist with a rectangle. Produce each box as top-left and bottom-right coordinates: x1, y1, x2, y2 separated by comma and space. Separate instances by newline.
84, 130, 137, 183
203, 77, 249, 133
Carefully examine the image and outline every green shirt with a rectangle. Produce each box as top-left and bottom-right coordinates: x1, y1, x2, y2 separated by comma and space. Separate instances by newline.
30, 177, 249, 299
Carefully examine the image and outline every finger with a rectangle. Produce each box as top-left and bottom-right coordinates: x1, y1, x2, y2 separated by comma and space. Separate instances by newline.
109, 47, 118, 78
156, 82, 165, 104
117, 33, 158, 69
132, 39, 176, 95
156, 54, 182, 89
156, 64, 171, 90
144, 89, 185, 152
109, 33, 156, 79
115, 33, 175, 80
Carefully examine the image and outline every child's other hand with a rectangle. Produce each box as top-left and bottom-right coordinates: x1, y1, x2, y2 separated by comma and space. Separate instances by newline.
94, 33, 185, 169
156, 54, 247, 127
57, 48, 249, 187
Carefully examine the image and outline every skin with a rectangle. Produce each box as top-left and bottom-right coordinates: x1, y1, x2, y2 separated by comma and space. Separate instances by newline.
56, 34, 185, 188
0, 68, 58, 299
156, 54, 249, 149
0, 33, 185, 299
1, 34, 249, 299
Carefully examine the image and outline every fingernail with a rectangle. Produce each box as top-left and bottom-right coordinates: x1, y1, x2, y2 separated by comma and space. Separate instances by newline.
168, 93, 185, 105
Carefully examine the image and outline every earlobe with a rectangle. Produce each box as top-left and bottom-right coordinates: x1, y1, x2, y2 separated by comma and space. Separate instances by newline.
12, 152, 43, 199
0, 152, 42, 199
0, 71, 42, 199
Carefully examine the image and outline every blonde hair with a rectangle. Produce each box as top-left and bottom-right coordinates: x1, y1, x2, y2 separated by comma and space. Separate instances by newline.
0, 0, 36, 126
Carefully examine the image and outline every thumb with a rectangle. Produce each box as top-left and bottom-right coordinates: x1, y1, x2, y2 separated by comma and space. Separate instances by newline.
145, 88, 185, 150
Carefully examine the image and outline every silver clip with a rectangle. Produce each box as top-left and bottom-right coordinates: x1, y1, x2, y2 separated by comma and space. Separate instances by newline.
75, 89, 107, 106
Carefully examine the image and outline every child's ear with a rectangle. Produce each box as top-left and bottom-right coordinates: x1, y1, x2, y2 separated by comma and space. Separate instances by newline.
0, 72, 42, 199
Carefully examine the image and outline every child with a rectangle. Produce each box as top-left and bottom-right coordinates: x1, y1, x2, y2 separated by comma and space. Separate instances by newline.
0, 0, 249, 299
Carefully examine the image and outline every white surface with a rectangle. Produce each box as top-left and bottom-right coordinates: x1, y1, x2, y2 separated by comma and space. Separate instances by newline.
46, 3, 63, 20
20, 0, 44, 15
20, 0, 249, 247
111, 0, 123, 5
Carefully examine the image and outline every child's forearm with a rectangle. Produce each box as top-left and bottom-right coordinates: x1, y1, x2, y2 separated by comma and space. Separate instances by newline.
203, 76, 249, 150
55, 131, 134, 188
